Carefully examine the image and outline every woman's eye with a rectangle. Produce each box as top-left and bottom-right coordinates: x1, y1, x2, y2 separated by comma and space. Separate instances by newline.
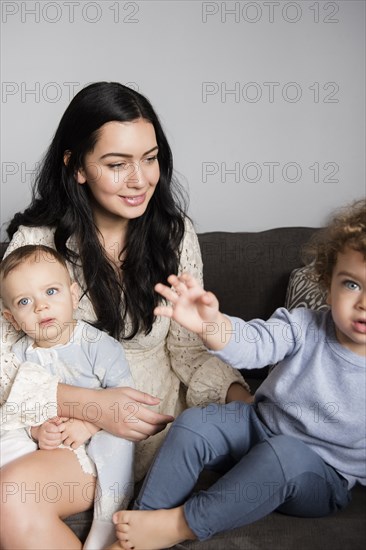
344, 280, 360, 291
18, 298, 30, 306
46, 288, 58, 296
144, 155, 158, 164
109, 163, 127, 170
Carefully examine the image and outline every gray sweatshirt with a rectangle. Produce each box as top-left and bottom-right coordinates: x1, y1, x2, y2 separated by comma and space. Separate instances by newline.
213, 308, 366, 488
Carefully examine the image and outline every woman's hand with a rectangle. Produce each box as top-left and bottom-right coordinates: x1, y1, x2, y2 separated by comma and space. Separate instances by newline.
154, 273, 231, 350
57, 385, 175, 441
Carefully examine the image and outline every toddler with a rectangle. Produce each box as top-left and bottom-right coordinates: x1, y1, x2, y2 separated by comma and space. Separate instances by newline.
112, 199, 366, 550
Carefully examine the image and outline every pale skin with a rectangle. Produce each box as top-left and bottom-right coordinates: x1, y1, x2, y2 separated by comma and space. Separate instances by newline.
1, 120, 251, 550
111, 247, 366, 550
31, 416, 100, 451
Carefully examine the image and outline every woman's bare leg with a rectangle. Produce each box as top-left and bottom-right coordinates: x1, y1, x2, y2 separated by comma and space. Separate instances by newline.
0, 448, 96, 549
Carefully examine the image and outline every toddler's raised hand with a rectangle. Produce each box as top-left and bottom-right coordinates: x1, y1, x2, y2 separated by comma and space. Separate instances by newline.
154, 273, 231, 350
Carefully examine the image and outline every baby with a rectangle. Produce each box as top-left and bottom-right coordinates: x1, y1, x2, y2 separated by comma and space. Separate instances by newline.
0, 244, 135, 550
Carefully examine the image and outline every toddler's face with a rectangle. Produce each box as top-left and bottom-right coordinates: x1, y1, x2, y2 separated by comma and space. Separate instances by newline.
2, 255, 79, 348
327, 247, 366, 356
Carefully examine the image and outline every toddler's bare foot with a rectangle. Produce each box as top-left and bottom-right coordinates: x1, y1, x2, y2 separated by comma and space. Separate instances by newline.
113, 507, 196, 550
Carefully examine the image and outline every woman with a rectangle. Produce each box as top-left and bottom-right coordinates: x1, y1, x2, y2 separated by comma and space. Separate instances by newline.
0, 82, 251, 549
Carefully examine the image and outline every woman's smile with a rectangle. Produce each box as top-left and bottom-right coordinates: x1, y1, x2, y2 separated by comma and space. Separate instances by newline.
119, 193, 147, 206
76, 119, 160, 227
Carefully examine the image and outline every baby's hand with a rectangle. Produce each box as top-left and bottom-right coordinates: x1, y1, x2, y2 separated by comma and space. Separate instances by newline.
61, 418, 97, 449
33, 417, 65, 450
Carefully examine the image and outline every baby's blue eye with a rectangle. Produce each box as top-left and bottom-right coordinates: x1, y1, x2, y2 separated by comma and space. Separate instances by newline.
18, 298, 30, 306
344, 280, 360, 291
46, 288, 58, 296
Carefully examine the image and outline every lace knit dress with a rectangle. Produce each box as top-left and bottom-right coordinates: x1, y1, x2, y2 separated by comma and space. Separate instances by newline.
0, 219, 249, 480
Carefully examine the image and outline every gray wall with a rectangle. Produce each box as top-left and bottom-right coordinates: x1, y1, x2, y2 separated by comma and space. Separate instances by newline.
1, 0, 365, 240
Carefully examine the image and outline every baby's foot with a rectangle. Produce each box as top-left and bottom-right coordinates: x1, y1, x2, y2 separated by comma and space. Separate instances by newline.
113, 507, 196, 550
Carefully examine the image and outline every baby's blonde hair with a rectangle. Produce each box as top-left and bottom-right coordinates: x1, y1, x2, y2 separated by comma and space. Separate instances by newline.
0, 245, 70, 294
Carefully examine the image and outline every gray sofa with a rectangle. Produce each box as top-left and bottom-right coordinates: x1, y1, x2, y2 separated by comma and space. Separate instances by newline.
1, 227, 365, 549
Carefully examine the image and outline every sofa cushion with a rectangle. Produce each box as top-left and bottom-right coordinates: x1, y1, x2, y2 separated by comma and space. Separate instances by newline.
285, 265, 328, 312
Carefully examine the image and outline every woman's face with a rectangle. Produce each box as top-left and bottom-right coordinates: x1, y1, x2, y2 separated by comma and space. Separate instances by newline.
76, 119, 160, 228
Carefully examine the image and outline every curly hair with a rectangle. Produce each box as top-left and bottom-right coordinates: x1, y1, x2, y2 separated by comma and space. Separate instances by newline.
304, 199, 366, 290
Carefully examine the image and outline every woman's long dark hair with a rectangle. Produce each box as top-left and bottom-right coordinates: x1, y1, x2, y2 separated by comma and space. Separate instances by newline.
8, 82, 187, 339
